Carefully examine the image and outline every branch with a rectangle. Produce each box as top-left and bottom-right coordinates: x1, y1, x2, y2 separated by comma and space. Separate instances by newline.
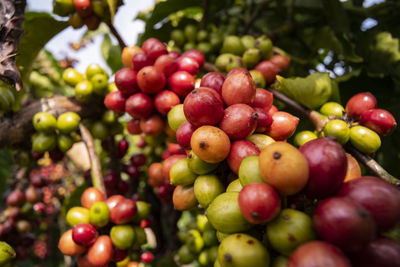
268, 88, 328, 131
345, 145, 400, 188
199, 0, 209, 31
241, 0, 270, 35
79, 124, 106, 195
267, 88, 400, 187
107, 23, 126, 50
0, 95, 104, 148
0, 0, 26, 90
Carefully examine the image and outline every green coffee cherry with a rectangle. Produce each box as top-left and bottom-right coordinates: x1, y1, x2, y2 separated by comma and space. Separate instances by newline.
33, 112, 57, 133
57, 112, 81, 134
323, 119, 350, 144
350, 125, 381, 154
0, 241, 16, 265
294, 130, 318, 147
320, 102, 345, 117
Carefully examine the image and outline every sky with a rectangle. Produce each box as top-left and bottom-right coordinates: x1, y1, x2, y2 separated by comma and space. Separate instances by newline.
26, 0, 155, 73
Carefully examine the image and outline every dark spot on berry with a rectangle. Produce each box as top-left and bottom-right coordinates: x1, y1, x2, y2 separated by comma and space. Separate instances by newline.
251, 212, 259, 220
224, 253, 232, 262
199, 141, 207, 148
273, 151, 281, 159
288, 233, 297, 242
247, 239, 254, 245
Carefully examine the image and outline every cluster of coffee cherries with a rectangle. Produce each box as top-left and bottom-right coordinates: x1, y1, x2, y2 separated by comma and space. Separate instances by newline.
59, 186, 153, 266
169, 24, 224, 60
176, 214, 218, 266
215, 35, 290, 87
53, 0, 122, 30
1, 163, 69, 262
31, 110, 81, 155
105, 38, 209, 139
63, 64, 110, 102
295, 92, 397, 155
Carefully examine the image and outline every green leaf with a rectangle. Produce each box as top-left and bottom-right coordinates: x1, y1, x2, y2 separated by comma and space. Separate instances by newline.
322, 0, 350, 33
0, 149, 13, 202
16, 12, 69, 80
101, 34, 123, 74
358, 31, 400, 84
275, 72, 333, 110
145, 0, 202, 31
106, 0, 118, 23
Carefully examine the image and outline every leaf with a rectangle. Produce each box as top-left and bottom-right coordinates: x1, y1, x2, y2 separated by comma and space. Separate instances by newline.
101, 34, 123, 74
322, 0, 350, 34
106, 0, 118, 23
16, 12, 69, 81
357, 31, 400, 84
275, 72, 333, 110
0, 149, 13, 200
145, 0, 202, 31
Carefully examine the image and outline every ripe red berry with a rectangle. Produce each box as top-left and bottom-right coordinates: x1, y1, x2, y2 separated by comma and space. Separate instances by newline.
359, 108, 397, 136
168, 71, 195, 98
72, 223, 98, 247
140, 251, 154, 263
137, 66, 166, 94
345, 92, 377, 118
238, 182, 281, 224
104, 91, 126, 114
115, 68, 139, 96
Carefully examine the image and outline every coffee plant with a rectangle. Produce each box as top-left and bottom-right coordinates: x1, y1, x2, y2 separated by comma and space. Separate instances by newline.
0, 0, 400, 266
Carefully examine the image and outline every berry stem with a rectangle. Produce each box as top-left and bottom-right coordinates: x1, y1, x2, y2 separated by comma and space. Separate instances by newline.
267, 88, 400, 188
79, 123, 106, 195
107, 23, 126, 50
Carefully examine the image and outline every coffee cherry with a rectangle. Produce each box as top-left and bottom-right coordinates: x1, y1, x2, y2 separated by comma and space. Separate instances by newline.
320, 102, 345, 117
345, 92, 377, 118
72, 223, 98, 247
104, 90, 126, 113
349, 125, 381, 154
238, 182, 281, 224
81, 187, 105, 209
359, 108, 397, 136
323, 119, 350, 144
115, 68, 139, 96
33, 112, 57, 133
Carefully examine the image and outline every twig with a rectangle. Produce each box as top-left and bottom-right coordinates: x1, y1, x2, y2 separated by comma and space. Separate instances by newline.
79, 124, 106, 195
268, 88, 328, 131
199, 0, 209, 31
107, 23, 126, 50
241, 0, 270, 35
345, 145, 400, 188
267, 88, 400, 187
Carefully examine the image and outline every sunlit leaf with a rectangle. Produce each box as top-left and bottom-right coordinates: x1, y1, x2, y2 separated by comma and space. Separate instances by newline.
275, 72, 333, 110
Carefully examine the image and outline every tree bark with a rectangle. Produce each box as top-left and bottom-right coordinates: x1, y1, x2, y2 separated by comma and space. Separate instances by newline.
0, 0, 26, 90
